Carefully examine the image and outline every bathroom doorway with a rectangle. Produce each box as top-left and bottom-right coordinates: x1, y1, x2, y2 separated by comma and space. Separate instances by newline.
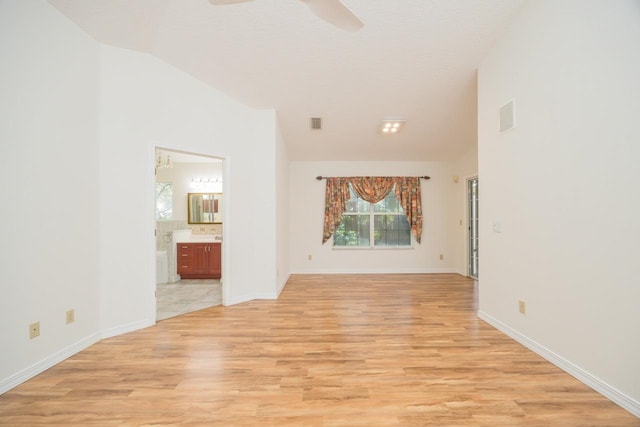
154, 148, 225, 320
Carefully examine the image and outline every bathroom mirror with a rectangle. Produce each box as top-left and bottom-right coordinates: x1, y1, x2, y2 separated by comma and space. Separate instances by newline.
187, 193, 223, 224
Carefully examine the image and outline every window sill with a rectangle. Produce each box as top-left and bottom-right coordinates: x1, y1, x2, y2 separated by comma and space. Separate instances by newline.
332, 245, 414, 250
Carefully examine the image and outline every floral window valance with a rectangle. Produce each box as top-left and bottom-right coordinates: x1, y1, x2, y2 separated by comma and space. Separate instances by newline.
321, 176, 426, 244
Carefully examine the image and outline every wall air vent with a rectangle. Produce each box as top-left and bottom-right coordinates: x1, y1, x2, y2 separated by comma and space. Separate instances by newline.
310, 117, 322, 130
499, 99, 515, 133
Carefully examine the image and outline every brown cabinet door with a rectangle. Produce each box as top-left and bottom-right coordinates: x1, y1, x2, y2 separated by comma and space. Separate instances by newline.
191, 243, 209, 275
208, 243, 221, 279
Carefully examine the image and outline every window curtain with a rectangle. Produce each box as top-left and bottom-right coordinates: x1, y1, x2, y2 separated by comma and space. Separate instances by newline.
322, 178, 351, 244
393, 177, 422, 244
322, 176, 423, 244
348, 177, 395, 204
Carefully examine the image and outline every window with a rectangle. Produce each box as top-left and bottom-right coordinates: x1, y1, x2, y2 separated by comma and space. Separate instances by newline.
155, 182, 173, 220
333, 185, 411, 248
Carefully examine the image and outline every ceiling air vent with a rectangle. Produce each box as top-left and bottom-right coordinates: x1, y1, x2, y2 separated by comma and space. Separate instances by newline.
499, 99, 515, 133
310, 117, 322, 130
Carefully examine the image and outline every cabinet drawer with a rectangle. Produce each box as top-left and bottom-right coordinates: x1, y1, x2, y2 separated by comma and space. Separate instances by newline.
177, 244, 192, 254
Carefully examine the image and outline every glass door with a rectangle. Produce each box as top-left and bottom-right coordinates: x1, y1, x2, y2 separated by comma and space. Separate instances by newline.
468, 178, 479, 279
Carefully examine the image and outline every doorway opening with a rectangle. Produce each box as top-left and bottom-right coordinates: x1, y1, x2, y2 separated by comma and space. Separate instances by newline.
154, 147, 225, 320
468, 177, 479, 279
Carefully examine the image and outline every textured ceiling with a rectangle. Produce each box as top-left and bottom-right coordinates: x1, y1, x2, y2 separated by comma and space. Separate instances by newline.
49, 0, 526, 161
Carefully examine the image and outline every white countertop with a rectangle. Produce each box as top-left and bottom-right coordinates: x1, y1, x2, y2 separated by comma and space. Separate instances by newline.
172, 230, 222, 243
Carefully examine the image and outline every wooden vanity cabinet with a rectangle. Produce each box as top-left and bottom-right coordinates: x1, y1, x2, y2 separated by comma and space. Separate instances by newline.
176, 242, 221, 279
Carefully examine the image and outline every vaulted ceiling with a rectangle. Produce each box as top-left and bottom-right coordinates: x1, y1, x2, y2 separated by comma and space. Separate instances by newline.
49, 0, 526, 161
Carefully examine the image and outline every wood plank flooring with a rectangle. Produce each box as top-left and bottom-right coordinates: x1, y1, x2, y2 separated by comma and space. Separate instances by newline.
1, 274, 638, 426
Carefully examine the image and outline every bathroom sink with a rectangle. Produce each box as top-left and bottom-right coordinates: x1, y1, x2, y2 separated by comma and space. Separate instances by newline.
190, 235, 222, 242
172, 230, 222, 244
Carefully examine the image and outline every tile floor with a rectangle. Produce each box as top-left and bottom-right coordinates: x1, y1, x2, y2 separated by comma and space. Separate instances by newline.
156, 279, 222, 321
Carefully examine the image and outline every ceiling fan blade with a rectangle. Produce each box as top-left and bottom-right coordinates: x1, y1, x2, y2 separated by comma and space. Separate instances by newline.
300, 0, 364, 32
208, 0, 253, 5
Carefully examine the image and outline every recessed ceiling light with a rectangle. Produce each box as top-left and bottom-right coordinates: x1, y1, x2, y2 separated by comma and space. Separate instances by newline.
380, 119, 405, 134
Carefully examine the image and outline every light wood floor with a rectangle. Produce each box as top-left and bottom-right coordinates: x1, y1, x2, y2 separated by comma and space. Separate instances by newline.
1, 274, 637, 426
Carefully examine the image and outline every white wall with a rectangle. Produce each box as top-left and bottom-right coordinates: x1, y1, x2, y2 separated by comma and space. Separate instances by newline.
0, 0, 286, 392
478, 0, 640, 415
0, 0, 101, 391
275, 117, 291, 293
451, 146, 478, 275
98, 45, 281, 332
289, 161, 458, 273
240, 109, 279, 299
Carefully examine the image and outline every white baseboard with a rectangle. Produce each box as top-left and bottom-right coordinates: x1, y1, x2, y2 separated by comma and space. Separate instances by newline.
226, 292, 278, 306
290, 267, 458, 274
1, 319, 154, 394
225, 294, 253, 306
276, 272, 290, 297
223, 275, 290, 307
477, 310, 640, 418
0, 332, 101, 395
101, 319, 154, 340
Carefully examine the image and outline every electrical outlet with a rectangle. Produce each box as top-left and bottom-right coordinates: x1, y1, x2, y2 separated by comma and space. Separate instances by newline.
308, 254, 312, 261
66, 309, 75, 324
439, 254, 444, 261
519, 300, 526, 315
29, 322, 40, 339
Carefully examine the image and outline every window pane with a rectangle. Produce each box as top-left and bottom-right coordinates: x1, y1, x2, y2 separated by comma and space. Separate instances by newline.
333, 214, 370, 246
345, 187, 371, 213
345, 187, 358, 212
374, 214, 411, 246
374, 189, 400, 213
156, 183, 173, 220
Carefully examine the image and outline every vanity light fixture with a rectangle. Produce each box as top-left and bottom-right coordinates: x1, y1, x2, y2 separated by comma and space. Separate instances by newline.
380, 119, 405, 134
190, 177, 223, 191
190, 177, 217, 186
155, 153, 173, 169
